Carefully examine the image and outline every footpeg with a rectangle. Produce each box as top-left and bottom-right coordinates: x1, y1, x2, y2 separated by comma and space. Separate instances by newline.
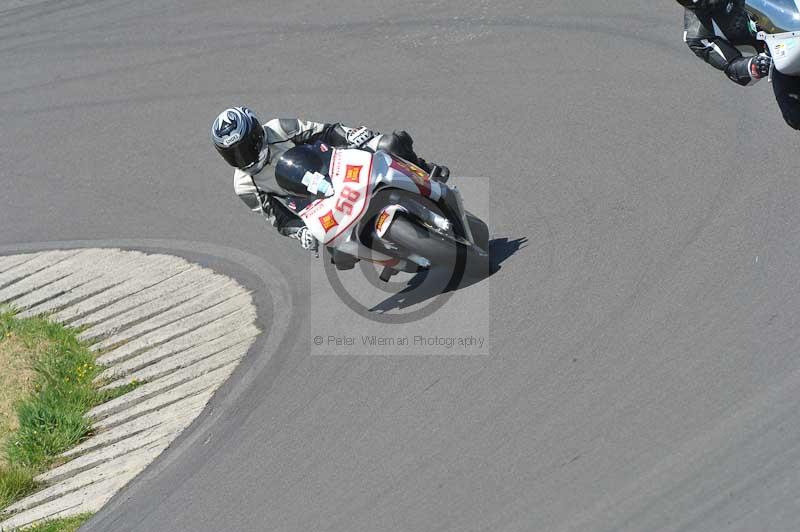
379, 267, 398, 282
429, 165, 450, 183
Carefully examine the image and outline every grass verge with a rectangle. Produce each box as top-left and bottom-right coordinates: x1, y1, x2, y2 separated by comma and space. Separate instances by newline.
20, 512, 93, 532
0, 309, 137, 519
0, 466, 36, 510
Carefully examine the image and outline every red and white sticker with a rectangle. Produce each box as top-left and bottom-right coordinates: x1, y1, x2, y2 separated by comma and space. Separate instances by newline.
389, 157, 431, 197
374, 205, 407, 238
300, 149, 374, 245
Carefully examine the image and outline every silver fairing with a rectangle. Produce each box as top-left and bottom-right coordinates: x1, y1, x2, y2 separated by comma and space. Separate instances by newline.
758, 30, 800, 74
747, 0, 800, 33
747, 0, 800, 75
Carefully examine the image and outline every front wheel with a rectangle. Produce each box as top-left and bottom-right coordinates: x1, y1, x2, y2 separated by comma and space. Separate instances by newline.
383, 214, 489, 277
465, 211, 489, 251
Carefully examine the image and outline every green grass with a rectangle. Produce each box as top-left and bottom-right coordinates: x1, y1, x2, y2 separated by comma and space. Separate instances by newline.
0, 466, 36, 510
18, 512, 93, 531
0, 310, 140, 516
1, 311, 101, 470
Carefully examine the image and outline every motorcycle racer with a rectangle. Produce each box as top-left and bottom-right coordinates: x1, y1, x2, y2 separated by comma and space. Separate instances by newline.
210, 107, 450, 250
677, 0, 800, 130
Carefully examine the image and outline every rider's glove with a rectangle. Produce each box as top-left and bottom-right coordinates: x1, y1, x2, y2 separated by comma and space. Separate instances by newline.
295, 227, 318, 252
345, 126, 375, 148
749, 54, 772, 80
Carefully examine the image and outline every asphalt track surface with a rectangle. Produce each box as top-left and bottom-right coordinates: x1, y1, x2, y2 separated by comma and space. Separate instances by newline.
2, 1, 800, 531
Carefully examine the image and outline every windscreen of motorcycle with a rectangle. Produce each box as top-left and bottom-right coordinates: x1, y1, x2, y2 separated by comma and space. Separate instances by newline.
274, 142, 333, 199
747, 0, 800, 33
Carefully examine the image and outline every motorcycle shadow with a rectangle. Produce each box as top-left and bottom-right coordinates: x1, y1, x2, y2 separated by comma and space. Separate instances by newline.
368, 237, 526, 313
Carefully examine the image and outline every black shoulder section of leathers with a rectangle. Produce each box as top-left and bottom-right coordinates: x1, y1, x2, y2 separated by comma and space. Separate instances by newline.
676, 0, 725, 9
287, 122, 350, 147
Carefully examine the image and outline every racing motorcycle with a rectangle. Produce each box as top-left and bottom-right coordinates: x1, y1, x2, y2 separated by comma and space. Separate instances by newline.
273, 142, 490, 282
745, 0, 800, 75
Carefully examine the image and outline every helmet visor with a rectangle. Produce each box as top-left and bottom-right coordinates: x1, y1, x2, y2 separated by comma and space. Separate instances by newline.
216, 141, 261, 169
274, 144, 333, 198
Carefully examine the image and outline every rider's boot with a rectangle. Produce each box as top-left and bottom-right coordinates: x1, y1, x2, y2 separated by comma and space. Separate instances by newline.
377, 131, 450, 182
418, 158, 450, 183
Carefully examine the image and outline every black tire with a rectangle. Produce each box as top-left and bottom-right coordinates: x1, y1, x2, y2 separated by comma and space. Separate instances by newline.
384, 214, 490, 279
384, 213, 459, 266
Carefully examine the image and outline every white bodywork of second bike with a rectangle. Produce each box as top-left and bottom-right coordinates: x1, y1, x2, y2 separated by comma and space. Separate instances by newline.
746, 0, 800, 75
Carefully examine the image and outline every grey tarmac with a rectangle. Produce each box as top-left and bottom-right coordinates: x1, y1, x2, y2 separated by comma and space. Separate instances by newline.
2, 1, 800, 531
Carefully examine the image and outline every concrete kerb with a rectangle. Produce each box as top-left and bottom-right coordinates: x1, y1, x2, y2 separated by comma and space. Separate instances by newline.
0, 243, 275, 531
